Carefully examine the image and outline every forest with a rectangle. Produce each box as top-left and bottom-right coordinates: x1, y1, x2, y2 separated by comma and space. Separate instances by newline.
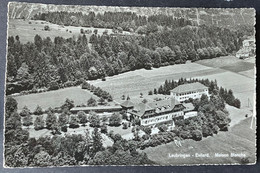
6, 11, 254, 95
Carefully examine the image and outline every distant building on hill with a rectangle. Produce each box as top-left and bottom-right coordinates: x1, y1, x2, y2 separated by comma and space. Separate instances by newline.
170, 82, 209, 103
236, 37, 255, 59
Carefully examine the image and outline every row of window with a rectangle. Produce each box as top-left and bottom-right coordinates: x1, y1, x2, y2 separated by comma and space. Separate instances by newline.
143, 115, 169, 124
176, 89, 207, 96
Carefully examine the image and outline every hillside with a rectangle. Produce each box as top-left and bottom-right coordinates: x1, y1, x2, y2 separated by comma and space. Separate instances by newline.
9, 2, 255, 29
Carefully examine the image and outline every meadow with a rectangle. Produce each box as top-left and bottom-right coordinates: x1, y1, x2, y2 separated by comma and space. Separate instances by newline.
14, 86, 99, 111
143, 117, 256, 165
88, 56, 255, 109
8, 19, 130, 43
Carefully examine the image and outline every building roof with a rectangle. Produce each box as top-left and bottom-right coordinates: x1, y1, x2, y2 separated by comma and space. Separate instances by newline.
148, 98, 180, 110
70, 105, 122, 112
170, 82, 208, 94
120, 100, 135, 108
130, 98, 181, 117
132, 103, 154, 116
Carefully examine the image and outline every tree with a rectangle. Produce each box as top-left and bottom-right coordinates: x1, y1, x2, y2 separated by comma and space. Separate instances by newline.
16, 63, 29, 81
98, 97, 106, 105
77, 111, 88, 126
109, 113, 122, 126
143, 126, 152, 136
101, 124, 108, 133
34, 34, 43, 51
148, 90, 153, 95
69, 115, 80, 128
153, 88, 157, 95
23, 114, 33, 127
34, 105, 43, 115
89, 112, 100, 127
233, 98, 241, 108
87, 97, 97, 106
33, 151, 51, 167
34, 115, 45, 130
44, 25, 50, 31
91, 127, 103, 156
6, 97, 18, 114
46, 112, 57, 130
191, 130, 202, 141
58, 112, 68, 127
61, 98, 75, 110
49, 81, 59, 90
142, 99, 148, 104
20, 106, 31, 117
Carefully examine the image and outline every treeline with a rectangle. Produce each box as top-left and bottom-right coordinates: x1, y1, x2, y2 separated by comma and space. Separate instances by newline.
32, 11, 193, 31
5, 97, 153, 167
154, 78, 241, 108
82, 81, 113, 102
7, 13, 252, 94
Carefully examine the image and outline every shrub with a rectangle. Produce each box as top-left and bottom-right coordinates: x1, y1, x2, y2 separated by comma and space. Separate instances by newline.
109, 113, 122, 126
34, 116, 45, 130
23, 114, 33, 127
100, 124, 108, 134
44, 25, 50, 31
20, 106, 31, 117
122, 123, 128, 129
158, 124, 168, 132
191, 130, 203, 141
34, 105, 43, 115
87, 97, 97, 106
143, 126, 152, 136
179, 130, 191, 139
212, 125, 220, 134
89, 112, 100, 127
69, 115, 80, 128
77, 111, 88, 126
61, 125, 67, 132
49, 81, 59, 90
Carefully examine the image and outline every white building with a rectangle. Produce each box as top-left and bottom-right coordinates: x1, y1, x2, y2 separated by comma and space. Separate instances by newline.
170, 82, 209, 102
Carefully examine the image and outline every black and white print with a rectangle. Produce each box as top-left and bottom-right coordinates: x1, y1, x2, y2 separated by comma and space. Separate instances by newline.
4, 2, 256, 167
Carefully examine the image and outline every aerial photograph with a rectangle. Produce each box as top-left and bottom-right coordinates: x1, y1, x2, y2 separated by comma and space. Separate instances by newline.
4, 2, 256, 167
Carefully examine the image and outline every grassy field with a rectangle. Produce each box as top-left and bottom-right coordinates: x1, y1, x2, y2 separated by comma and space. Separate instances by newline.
88, 56, 255, 109
8, 19, 130, 43
143, 117, 256, 165
14, 86, 99, 111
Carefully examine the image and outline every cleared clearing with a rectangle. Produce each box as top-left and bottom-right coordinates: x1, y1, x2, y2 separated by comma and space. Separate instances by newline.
8, 19, 130, 43
14, 86, 99, 111
143, 117, 256, 165
88, 63, 224, 101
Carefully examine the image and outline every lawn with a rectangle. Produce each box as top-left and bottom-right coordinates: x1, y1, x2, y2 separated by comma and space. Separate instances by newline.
196, 71, 255, 108
220, 61, 255, 73
88, 63, 224, 101
195, 56, 247, 68
8, 19, 131, 43
14, 86, 99, 111
88, 58, 254, 109
143, 117, 256, 165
